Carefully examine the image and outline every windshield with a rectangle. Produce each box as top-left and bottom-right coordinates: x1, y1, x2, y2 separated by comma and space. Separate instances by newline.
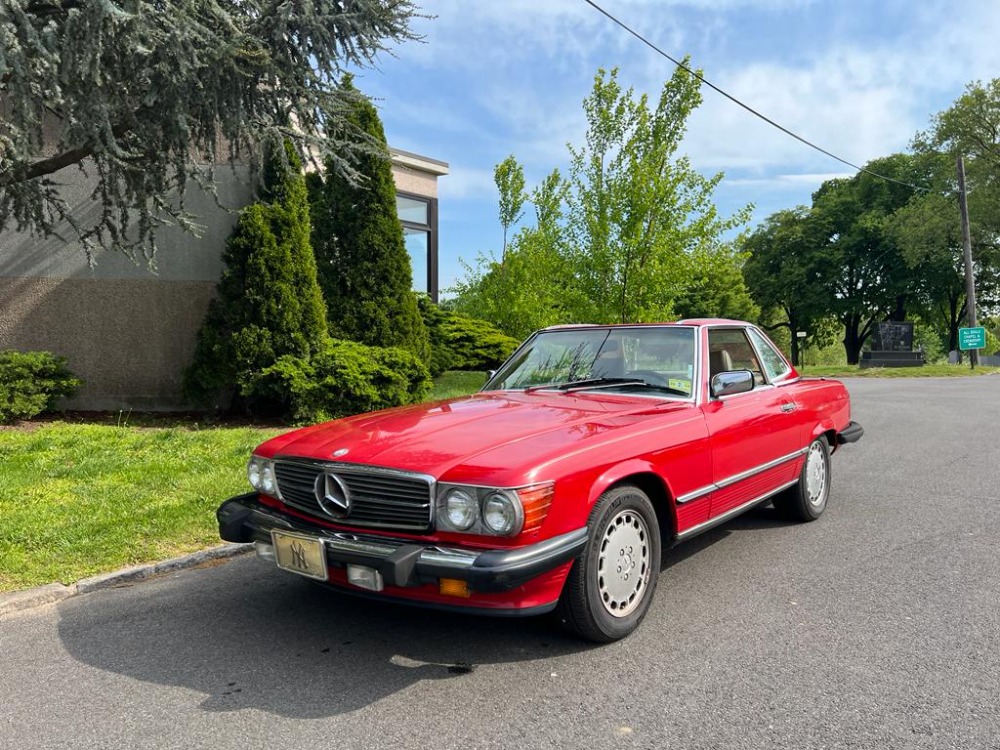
483, 326, 696, 397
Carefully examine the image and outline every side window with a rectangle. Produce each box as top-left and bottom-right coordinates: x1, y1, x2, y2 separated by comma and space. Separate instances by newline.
707, 329, 765, 385
748, 328, 792, 383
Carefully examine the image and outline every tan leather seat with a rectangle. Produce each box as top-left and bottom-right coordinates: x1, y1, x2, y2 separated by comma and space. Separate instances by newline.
709, 349, 734, 377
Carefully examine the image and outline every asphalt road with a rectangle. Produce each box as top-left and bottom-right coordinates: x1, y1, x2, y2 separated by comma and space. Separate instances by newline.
2, 377, 999, 750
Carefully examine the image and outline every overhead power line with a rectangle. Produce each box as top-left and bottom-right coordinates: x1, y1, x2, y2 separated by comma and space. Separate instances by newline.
582, 0, 930, 193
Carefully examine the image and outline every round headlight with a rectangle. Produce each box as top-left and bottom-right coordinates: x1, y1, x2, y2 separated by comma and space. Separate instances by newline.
445, 489, 477, 531
261, 463, 276, 495
247, 459, 262, 490
483, 492, 518, 535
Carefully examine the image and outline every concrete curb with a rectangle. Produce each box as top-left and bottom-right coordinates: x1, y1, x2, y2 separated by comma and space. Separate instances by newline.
0, 543, 253, 618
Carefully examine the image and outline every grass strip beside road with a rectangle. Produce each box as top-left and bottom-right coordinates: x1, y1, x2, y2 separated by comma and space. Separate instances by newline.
801, 364, 1000, 378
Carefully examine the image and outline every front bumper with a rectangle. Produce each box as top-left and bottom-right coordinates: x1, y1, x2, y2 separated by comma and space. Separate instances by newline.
217, 493, 588, 596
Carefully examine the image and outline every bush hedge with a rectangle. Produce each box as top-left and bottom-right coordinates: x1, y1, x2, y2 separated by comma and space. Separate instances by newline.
418, 297, 520, 376
0, 350, 82, 422
248, 339, 432, 423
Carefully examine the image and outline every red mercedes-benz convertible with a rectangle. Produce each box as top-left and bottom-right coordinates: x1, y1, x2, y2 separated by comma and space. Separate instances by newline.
218, 320, 862, 641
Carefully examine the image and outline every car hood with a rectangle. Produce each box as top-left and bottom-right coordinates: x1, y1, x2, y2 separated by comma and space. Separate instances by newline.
259, 390, 693, 485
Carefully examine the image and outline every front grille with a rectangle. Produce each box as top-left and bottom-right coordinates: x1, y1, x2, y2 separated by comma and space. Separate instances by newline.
273, 459, 433, 533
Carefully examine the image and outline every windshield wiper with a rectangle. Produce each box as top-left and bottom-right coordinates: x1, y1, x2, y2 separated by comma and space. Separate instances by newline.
554, 377, 647, 391
523, 377, 690, 396
522, 377, 639, 393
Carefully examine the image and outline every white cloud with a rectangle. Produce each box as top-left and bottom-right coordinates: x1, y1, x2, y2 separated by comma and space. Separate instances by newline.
725, 172, 853, 188
437, 165, 497, 201
401, 0, 1000, 182
682, 50, 919, 174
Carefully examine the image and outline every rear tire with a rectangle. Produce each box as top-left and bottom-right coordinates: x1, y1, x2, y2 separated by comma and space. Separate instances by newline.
557, 484, 661, 643
773, 436, 830, 522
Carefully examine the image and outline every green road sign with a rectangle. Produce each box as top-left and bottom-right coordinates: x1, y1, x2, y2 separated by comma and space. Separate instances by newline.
958, 326, 986, 351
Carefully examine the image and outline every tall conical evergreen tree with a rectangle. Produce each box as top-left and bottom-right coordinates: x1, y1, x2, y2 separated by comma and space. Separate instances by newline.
184, 140, 328, 409
310, 76, 430, 364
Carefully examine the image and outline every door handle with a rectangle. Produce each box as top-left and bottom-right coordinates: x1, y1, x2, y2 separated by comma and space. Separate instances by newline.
780, 402, 796, 413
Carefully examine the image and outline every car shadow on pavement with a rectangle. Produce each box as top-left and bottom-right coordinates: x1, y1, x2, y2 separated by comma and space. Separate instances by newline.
656, 503, 800, 571
56, 555, 590, 719
723, 503, 803, 531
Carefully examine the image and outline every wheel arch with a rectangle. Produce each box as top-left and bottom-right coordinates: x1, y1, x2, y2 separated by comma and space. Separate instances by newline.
587, 462, 677, 546
811, 424, 839, 453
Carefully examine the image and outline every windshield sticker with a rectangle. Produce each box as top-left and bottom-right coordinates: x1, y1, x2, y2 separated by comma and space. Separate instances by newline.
669, 378, 692, 394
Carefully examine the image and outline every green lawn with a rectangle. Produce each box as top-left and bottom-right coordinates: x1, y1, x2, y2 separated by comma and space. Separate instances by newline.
429, 370, 488, 399
0, 370, 487, 593
0, 423, 282, 592
799, 363, 1000, 378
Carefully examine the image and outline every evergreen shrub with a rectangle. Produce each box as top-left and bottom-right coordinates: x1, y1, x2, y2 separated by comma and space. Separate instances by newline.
309, 76, 430, 365
249, 339, 431, 423
183, 140, 328, 412
0, 351, 82, 422
418, 296, 519, 376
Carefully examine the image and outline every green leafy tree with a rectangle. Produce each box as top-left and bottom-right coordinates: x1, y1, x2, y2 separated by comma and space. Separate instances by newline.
495, 155, 527, 260
309, 76, 430, 364
453, 67, 750, 333
564, 66, 750, 324
742, 208, 828, 365
183, 140, 327, 410
673, 244, 758, 323
0, 0, 419, 260
809, 155, 928, 364
889, 191, 968, 353
917, 79, 1000, 185
910, 80, 1000, 351
452, 168, 574, 339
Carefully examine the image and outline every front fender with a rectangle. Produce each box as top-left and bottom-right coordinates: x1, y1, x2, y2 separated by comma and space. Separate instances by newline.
588, 459, 667, 505
586, 458, 677, 525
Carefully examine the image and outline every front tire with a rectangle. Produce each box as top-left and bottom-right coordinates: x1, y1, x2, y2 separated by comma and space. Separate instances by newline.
773, 436, 830, 522
557, 484, 661, 642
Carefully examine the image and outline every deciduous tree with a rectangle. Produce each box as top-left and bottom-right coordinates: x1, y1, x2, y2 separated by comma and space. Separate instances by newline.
742, 208, 827, 366
494, 155, 526, 260
563, 66, 750, 324
453, 66, 751, 333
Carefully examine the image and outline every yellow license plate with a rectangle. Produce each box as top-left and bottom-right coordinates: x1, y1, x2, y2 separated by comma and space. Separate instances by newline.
271, 530, 328, 581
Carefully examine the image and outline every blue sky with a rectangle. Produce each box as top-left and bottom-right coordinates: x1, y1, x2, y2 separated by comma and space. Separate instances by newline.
355, 0, 1000, 296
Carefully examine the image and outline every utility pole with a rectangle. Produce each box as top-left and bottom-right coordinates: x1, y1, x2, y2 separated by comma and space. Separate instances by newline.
956, 155, 978, 369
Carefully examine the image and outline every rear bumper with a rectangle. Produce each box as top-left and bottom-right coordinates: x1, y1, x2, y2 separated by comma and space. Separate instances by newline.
837, 421, 864, 444
217, 493, 587, 599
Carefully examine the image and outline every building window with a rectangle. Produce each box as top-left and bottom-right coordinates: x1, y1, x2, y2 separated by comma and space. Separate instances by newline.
396, 192, 438, 302
403, 228, 428, 294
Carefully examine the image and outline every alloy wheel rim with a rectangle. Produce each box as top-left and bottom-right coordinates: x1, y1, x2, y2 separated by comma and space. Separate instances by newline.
597, 509, 650, 618
805, 442, 827, 506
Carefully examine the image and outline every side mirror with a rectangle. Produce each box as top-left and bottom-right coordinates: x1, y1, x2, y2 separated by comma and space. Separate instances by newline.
487, 370, 497, 380
711, 370, 754, 398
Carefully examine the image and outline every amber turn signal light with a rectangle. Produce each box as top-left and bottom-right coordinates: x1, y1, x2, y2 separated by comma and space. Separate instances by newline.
518, 483, 555, 533
439, 578, 471, 598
